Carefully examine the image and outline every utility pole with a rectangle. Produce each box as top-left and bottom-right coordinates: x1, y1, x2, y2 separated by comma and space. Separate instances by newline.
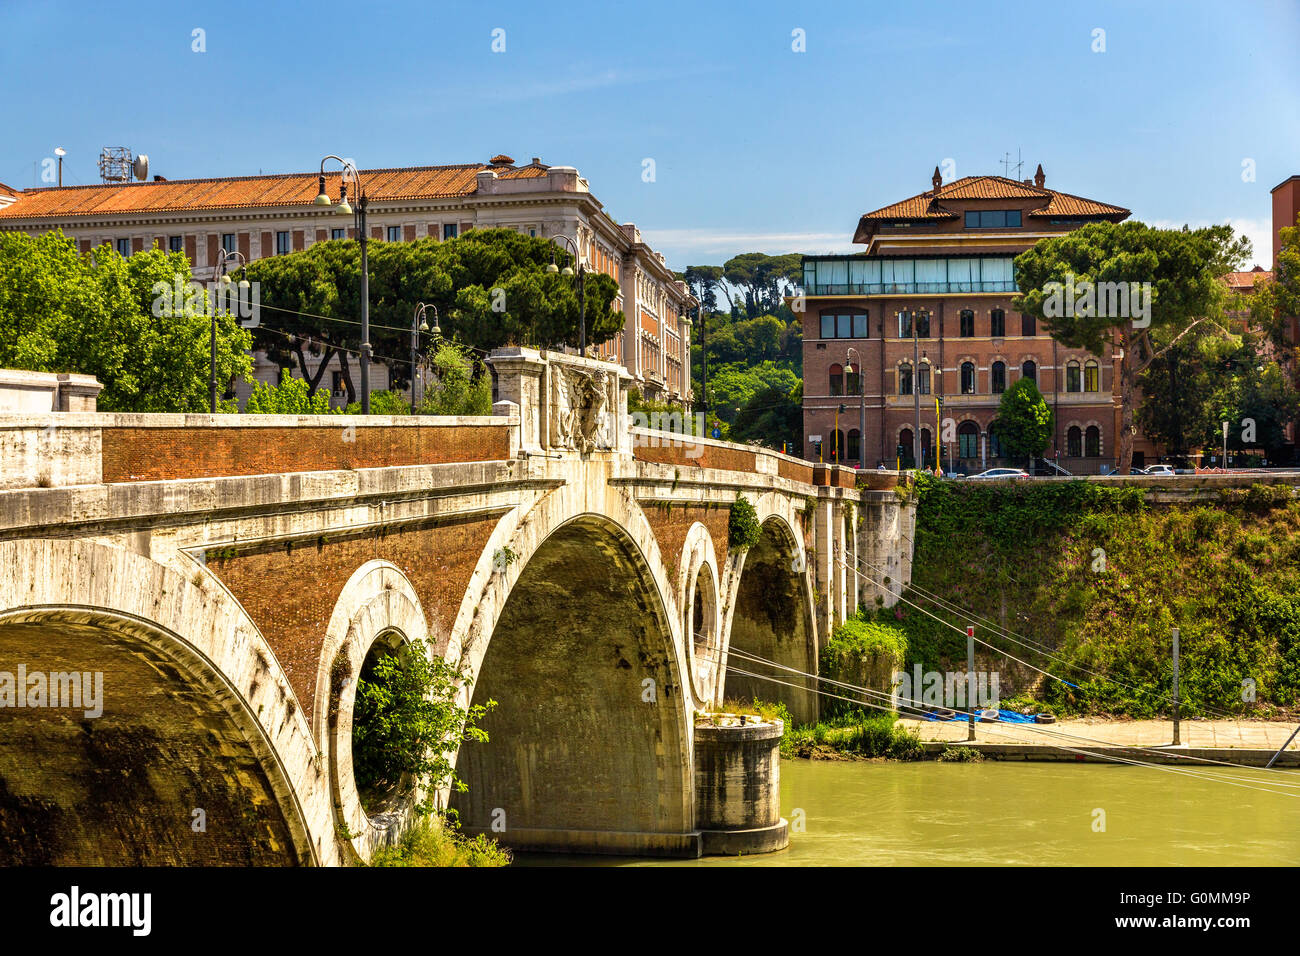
912, 311, 922, 470
1172, 626, 1181, 745
967, 624, 976, 741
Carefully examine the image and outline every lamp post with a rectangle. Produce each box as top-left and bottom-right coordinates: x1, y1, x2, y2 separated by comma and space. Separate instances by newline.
910, 310, 922, 470
314, 156, 371, 412
846, 346, 865, 469
546, 234, 586, 355
411, 303, 437, 409
210, 250, 249, 413
834, 404, 847, 462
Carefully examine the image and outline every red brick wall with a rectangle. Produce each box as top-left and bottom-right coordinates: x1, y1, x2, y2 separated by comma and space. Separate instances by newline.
101, 424, 512, 482
641, 503, 729, 575
778, 458, 814, 484
207, 514, 500, 720
635, 441, 756, 473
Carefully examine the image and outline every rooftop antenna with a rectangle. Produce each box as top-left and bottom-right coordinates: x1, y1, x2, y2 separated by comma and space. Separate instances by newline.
1000, 149, 1024, 180
98, 146, 149, 184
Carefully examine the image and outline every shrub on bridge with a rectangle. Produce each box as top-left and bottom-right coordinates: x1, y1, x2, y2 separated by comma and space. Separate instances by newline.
728, 495, 763, 551
819, 614, 908, 721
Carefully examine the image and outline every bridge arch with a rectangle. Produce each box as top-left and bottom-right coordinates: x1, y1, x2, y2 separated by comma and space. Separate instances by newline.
448, 491, 695, 855
0, 539, 322, 865
678, 521, 722, 702
721, 503, 818, 725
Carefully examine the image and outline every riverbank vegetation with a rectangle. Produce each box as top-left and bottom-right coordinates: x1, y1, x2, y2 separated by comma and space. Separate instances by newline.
888, 475, 1300, 718
729, 699, 923, 761
368, 816, 511, 867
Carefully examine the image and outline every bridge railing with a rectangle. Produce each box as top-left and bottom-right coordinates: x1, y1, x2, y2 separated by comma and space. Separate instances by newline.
0, 411, 519, 488
630, 427, 858, 489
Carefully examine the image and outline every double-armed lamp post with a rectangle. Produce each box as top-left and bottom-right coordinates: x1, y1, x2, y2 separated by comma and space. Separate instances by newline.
411, 302, 439, 408
546, 234, 586, 355
211, 250, 249, 413
314, 156, 372, 413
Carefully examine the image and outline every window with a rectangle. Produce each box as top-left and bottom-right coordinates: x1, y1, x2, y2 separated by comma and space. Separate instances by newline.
964, 209, 1023, 228
275, 231, 291, 255
443, 223, 458, 240
989, 423, 1004, 458
898, 363, 913, 395
331, 228, 346, 240
829, 363, 844, 396
1066, 361, 1081, 392
960, 310, 974, 337
1067, 426, 1083, 457
990, 309, 1005, 337
958, 422, 980, 459
899, 429, 914, 464
917, 363, 931, 395
897, 311, 912, 338
1085, 425, 1101, 458
116, 238, 130, 257
961, 361, 976, 394
817, 312, 867, 339
1022, 360, 1037, 382
1084, 362, 1099, 392
168, 235, 183, 252
222, 233, 236, 254
915, 311, 931, 337
920, 428, 933, 468
992, 361, 1006, 393
846, 363, 861, 395
1021, 313, 1037, 336
821, 314, 836, 338
847, 429, 861, 463
385, 225, 400, 242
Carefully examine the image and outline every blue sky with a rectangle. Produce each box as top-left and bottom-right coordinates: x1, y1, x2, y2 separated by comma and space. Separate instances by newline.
3, 0, 1297, 269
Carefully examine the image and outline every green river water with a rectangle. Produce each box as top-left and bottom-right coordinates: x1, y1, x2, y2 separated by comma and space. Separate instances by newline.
526, 759, 1300, 866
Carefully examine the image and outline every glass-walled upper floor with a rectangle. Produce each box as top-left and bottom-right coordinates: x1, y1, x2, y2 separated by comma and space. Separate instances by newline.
803, 255, 1016, 296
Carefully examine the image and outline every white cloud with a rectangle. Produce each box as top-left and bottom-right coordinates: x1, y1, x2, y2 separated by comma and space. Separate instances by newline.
1150, 216, 1274, 271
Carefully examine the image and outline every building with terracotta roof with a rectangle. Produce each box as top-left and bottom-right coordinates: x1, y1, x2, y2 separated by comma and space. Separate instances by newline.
0, 154, 694, 407
801, 164, 1145, 473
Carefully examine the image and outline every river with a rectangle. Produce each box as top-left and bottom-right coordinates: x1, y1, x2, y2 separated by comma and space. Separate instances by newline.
522, 759, 1300, 866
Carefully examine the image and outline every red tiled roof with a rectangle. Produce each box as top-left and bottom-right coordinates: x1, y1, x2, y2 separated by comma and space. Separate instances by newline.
0, 162, 551, 221
859, 175, 1129, 222
1223, 269, 1273, 291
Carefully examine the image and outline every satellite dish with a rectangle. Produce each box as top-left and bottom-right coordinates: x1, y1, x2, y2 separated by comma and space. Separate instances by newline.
54, 147, 66, 157
133, 154, 149, 181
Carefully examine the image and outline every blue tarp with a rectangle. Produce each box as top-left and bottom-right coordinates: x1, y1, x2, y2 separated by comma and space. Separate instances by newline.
923, 708, 1041, 724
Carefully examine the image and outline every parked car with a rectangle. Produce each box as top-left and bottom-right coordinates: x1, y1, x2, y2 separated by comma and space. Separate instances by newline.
1142, 463, 1176, 476
967, 467, 1029, 480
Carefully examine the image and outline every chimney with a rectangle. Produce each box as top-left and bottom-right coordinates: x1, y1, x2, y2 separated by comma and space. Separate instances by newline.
932, 165, 942, 192
1034, 163, 1046, 188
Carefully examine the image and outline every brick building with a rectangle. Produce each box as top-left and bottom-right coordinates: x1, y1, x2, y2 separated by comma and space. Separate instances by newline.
0, 154, 694, 407
800, 164, 1139, 473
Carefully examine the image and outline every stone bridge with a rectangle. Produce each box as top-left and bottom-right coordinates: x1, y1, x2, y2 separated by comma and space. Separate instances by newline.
0, 348, 913, 865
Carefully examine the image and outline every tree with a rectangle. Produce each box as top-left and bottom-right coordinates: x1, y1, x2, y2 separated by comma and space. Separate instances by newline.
0, 230, 252, 411
415, 342, 493, 416
731, 381, 802, 452
245, 375, 338, 414
1015, 221, 1248, 473
705, 361, 800, 423
993, 378, 1053, 464
722, 252, 802, 317
1207, 357, 1300, 461
240, 229, 625, 404
1251, 210, 1300, 358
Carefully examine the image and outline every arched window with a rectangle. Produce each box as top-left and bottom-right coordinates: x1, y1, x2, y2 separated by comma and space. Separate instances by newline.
898, 428, 915, 466
960, 310, 975, 337
920, 428, 933, 468
829, 363, 844, 396
1085, 425, 1101, 458
989, 422, 1004, 458
991, 361, 1006, 393
990, 309, 1006, 337
847, 428, 861, 463
915, 311, 931, 337
898, 362, 913, 395
1084, 361, 1099, 392
958, 421, 980, 459
1067, 426, 1082, 457
917, 362, 931, 395
1022, 360, 1037, 382
845, 362, 861, 395
961, 361, 976, 394
1066, 361, 1081, 392
830, 429, 846, 461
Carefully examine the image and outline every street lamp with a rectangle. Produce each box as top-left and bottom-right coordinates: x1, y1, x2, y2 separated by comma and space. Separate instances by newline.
211, 250, 249, 413
546, 234, 586, 355
846, 346, 865, 469
315, 155, 372, 412
411, 302, 438, 409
